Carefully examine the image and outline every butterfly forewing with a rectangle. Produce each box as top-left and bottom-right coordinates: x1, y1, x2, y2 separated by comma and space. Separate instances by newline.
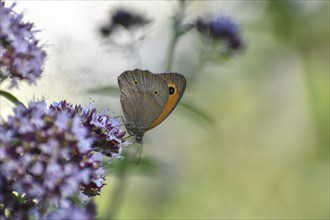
118, 70, 169, 131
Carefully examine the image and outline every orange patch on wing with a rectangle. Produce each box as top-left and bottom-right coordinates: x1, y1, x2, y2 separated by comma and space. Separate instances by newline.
146, 83, 180, 131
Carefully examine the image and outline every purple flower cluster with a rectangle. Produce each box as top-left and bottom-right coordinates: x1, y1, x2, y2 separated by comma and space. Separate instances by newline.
49, 100, 125, 161
0, 1, 46, 88
44, 201, 96, 220
0, 100, 125, 219
100, 8, 150, 37
195, 15, 244, 53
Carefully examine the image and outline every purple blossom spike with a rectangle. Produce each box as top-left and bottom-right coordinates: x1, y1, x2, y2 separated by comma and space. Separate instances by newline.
0, 1, 46, 88
0, 100, 126, 219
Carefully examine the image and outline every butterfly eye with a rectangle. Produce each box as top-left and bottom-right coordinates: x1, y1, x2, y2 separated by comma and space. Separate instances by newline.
169, 86, 175, 95
154, 90, 159, 95
134, 80, 138, 85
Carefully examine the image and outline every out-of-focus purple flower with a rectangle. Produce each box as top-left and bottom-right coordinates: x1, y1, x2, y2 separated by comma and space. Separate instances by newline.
0, 1, 46, 88
100, 8, 150, 37
0, 100, 125, 219
112, 9, 149, 29
195, 15, 244, 53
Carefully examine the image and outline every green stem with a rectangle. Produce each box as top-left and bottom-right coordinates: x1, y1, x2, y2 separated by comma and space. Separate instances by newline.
165, 1, 187, 72
301, 53, 329, 159
0, 90, 25, 106
165, 34, 179, 71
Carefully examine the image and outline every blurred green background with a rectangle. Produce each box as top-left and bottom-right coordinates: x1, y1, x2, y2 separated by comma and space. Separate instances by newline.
2, 0, 329, 219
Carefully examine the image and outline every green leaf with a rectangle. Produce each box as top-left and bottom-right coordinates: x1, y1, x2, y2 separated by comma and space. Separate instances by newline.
86, 85, 119, 96
0, 90, 25, 106
179, 100, 215, 126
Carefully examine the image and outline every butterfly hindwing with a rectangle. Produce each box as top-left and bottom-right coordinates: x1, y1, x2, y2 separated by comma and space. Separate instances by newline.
146, 72, 186, 131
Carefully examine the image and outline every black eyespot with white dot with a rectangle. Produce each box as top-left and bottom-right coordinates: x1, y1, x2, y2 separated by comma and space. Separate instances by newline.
154, 90, 159, 95
134, 80, 138, 85
169, 86, 175, 95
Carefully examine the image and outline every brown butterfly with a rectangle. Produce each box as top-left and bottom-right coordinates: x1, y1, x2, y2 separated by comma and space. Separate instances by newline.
118, 69, 186, 144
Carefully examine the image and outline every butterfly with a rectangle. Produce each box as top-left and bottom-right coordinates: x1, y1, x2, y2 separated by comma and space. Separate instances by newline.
118, 69, 186, 163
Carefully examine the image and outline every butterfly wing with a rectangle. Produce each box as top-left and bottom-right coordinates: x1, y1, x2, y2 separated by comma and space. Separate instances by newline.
146, 72, 186, 131
118, 69, 169, 134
